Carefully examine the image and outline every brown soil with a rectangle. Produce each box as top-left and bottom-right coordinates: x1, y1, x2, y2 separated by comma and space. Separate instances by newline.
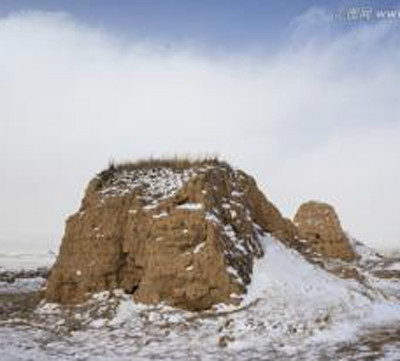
45, 160, 297, 310
294, 201, 356, 262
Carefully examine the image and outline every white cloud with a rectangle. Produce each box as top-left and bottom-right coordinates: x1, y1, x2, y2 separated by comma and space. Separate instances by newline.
0, 10, 399, 251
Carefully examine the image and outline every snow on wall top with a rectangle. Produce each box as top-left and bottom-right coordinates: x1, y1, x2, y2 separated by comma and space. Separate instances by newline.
98, 167, 199, 202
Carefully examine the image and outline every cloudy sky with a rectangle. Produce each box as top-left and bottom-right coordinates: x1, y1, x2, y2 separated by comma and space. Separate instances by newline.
1, 0, 400, 253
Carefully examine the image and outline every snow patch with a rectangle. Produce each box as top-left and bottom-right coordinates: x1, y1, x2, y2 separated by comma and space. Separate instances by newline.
205, 212, 220, 224
100, 168, 197, 203
176, 203, 203, 210
153, 211, 168, 218
193, 242, 206, 254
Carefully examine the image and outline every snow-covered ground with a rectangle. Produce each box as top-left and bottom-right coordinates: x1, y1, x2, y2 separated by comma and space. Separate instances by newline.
1, 236, 400, 360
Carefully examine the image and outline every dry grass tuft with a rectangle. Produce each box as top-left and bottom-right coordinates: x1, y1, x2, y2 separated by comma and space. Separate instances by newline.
96, 156, 232, 183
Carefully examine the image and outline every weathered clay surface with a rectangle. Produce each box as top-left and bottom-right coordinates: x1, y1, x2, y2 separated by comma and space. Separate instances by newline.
294, 201, 356, 262
45, 160, 297, 310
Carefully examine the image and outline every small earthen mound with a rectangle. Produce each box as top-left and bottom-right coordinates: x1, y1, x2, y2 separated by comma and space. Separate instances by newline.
294, 201, 355, 262
45, 159, 297, 310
